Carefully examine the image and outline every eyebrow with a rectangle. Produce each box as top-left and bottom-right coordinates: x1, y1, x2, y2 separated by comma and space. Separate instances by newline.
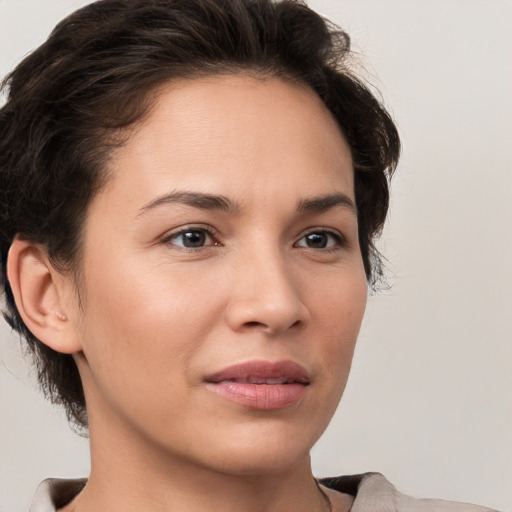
138, 190, 356, 217
138, 190, 241, 216
297, 193, 357, 215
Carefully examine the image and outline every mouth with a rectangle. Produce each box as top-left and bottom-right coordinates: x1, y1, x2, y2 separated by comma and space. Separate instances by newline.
217, 377, 302, 384
204, 360, 310, 410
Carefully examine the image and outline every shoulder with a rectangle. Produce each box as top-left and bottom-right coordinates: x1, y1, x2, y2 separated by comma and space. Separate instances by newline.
30, 478, 86, 512
320, 472, 499, 512
30, 474, 500, 512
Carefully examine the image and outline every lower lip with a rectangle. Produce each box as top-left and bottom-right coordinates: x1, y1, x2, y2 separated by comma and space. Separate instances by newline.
205, 382, 307, 410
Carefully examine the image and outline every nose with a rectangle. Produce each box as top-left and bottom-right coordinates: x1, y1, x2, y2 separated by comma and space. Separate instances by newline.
225, 249, 310, 336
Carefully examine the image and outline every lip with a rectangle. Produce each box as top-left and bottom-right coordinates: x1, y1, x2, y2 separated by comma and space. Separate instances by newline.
204, 360, 310, 410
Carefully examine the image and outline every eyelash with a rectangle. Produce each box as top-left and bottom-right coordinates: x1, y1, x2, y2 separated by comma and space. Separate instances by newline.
161, 225, 220, 250
161, 226, 347, 251
295, 228, 347, 251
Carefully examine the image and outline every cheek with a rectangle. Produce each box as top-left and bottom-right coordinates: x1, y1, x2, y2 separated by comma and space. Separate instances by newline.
77, 259, 228, 389
311, 269, 367, 372
293, 268, 367, 441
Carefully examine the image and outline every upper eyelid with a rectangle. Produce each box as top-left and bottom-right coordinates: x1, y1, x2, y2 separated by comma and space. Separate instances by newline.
299, 227, 346, 239
301, 226, 342, 235
161, 224, 219, 244
163, 224, 217, 236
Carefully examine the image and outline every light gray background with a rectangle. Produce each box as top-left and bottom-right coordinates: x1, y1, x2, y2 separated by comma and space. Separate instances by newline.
1, 1, 511, 511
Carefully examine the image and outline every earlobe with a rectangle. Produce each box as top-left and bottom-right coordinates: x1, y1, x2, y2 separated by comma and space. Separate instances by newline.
7, 239, 81, 354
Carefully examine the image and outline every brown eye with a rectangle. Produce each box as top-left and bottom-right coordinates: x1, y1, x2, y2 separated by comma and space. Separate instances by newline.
182, 231, 207, 247
295, 230, 343, 249
305, 233, 328, 248
167, 229, 214, 248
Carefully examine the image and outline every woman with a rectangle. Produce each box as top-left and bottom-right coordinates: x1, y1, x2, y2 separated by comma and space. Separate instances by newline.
0, 1, 502, 511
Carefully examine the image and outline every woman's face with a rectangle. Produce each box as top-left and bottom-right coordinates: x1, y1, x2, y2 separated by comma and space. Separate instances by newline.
70, 75, 367, 474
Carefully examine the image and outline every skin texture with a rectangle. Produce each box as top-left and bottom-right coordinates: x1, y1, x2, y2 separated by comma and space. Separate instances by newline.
9, 75, 366, 512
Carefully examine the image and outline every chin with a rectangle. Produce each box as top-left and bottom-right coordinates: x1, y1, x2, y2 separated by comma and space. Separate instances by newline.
213, 446, 311, 477
192, 424, 321, 477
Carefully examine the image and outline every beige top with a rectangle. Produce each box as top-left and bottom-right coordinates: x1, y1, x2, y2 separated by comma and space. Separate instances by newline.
29, 472, 499, 512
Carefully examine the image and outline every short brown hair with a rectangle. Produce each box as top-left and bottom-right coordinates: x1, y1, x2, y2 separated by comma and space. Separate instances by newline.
0, 0, 400, 430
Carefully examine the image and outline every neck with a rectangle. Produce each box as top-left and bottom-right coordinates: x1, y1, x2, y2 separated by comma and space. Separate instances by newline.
71, 417, 330, 512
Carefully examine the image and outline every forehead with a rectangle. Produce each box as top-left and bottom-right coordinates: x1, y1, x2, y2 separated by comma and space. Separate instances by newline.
101, 74, 354, 209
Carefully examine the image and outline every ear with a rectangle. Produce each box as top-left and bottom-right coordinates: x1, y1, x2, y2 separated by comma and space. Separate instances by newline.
7, 238, 82, 354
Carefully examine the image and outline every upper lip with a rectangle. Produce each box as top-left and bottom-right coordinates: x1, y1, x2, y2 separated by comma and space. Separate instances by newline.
204, 360, 310, 385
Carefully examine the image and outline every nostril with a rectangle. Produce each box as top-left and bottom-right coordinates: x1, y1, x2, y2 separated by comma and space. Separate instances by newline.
244, 321, 265, 329
241, 319, 303, 333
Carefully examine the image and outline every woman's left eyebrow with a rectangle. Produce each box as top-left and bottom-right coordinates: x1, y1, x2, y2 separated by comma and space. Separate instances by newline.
297, 193, 356, 215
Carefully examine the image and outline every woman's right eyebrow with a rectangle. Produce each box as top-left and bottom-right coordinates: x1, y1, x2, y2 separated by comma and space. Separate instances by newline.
137, 190, 241, 216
